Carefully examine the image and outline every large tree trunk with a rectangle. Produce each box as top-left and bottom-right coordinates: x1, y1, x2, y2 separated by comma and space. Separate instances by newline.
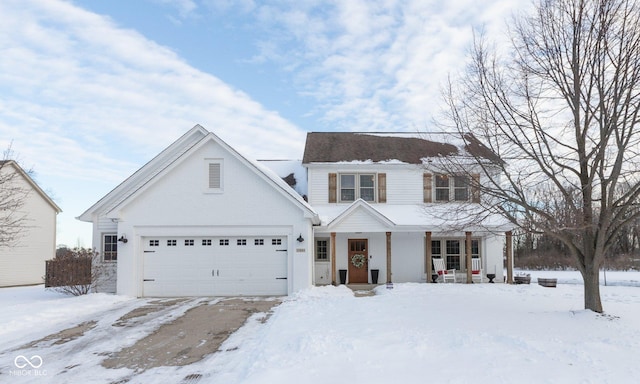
582, 264, 603, 313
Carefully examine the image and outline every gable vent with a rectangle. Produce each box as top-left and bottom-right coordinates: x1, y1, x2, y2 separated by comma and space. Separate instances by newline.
209, 163, 221, 189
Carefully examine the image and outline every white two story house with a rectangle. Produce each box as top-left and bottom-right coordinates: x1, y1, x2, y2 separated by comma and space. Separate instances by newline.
80, 127, 515, 297
303, 132, 514, 286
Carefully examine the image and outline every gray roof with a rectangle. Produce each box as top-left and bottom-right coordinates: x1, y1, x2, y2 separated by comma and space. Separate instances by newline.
302, 132, 500, 164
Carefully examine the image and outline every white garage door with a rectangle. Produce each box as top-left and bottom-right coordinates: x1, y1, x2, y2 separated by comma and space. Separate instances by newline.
142, 236, 288, 297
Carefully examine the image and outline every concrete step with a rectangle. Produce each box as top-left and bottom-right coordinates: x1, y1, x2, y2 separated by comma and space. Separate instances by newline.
346, 284, 381, 297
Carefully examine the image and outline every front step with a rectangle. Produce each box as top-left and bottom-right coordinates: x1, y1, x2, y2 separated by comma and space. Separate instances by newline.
347, 283, 378, 290
346, 284, 380, 297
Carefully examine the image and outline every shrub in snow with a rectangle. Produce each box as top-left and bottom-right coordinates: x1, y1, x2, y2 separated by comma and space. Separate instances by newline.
45, 247, 107, 296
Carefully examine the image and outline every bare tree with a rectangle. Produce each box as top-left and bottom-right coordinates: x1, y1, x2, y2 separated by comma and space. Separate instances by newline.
442, 0, 640, 313
0, 145, 30, 248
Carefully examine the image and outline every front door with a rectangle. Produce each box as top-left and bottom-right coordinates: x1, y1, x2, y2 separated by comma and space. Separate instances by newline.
347, 239, 368, 283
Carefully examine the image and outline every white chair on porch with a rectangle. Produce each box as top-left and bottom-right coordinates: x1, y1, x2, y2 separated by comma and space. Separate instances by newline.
433, 258, 456, 283
471, 258, 484, 283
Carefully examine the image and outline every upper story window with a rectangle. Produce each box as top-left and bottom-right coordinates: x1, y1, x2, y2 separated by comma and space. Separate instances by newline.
454, 176, 469, 201
103, 234, 118, 262
435, 174, 472, 202
329, 173, 386, 204
435, 175, 450, 201
340, 173, 376, 202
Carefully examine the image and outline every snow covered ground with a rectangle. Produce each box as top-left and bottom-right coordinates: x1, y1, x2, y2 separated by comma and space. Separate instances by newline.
2, 271, 640, 383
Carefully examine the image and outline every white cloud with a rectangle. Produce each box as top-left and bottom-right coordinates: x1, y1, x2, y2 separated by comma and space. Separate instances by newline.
0, 0, 307, 246
0, 0, 305, 180
249, 0, 523, 131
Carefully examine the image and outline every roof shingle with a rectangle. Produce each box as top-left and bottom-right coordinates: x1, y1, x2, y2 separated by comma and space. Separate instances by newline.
302, 132, 499, 164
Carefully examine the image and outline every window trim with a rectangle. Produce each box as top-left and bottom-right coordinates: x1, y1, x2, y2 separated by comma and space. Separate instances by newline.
103, 233, 118, 262
434, 174, 471, 202
315, 238, 329, 262
338, 173, 377, 203
435, 174, 450, 202
431, 238, 482, 271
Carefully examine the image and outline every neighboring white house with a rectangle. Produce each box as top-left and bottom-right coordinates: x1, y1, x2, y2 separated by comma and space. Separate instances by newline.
78, 125, 320, 297
0, 160, 61, 287
302, 132, 515, 286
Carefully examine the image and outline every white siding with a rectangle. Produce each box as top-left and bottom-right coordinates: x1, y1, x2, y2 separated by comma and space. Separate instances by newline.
306, 164, 425, 206
333, 209, 391, 232
483, 234, 505, 280
97, 215, 117, 232
111, 139, 314, 297
307, 163, 509, 286
307, 167, 329, 205
391, 232, 426, 283
94, 262, 117, 293
385, 168, 423, 204
92, 214, 118, 293
0, 168, 58, 287
314, 261, 331, 285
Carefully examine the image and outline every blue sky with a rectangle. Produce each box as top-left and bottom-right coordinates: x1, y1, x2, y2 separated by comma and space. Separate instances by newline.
0, 0, 523, 247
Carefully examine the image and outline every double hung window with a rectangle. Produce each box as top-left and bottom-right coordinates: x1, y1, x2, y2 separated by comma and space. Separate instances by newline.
340, 174, 376, 202
435, 174, 471, 202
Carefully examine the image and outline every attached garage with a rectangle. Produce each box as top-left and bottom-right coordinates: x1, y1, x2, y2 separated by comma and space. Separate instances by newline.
79, 126, 319, 297
142, 236, 288, 297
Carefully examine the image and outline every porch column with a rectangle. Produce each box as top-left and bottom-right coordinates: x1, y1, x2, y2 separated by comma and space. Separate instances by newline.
331, 232, 337, 285
386, 232, 392, 283
506, 231, 513, 284
465, 231, 472, 284
425, 232, 433, 282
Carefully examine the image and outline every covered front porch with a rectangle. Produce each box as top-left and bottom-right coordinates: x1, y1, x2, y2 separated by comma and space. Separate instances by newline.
313, 230, 513, 285
311, 200, 515, 286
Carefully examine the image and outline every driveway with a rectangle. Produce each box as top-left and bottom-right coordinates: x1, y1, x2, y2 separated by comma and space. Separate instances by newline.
2, 296, 280, 382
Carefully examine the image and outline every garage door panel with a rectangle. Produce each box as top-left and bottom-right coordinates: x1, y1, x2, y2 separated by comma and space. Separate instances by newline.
142, 236, 288, 297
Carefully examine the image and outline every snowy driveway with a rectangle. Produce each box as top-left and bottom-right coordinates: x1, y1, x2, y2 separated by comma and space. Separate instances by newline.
0, 288, 279, 383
